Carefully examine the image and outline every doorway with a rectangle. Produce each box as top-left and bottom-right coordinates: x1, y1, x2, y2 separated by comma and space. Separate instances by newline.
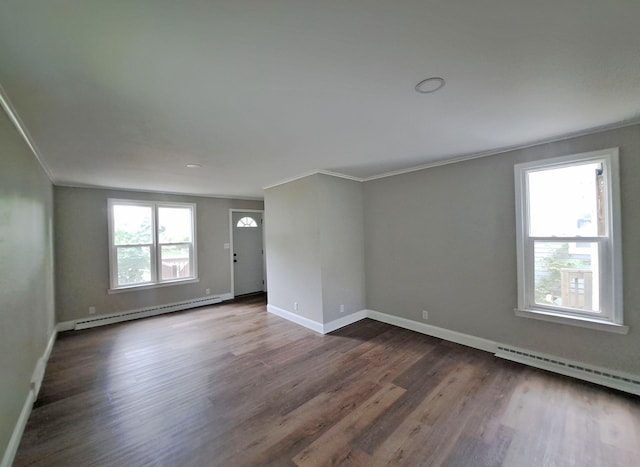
230, 210, 265, 296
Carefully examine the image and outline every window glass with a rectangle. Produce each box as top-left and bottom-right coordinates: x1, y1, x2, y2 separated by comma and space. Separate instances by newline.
237, 216, 258, 228
158, 207, 193, 243
528, 162, 602, 237
116, 246, 152, 286
160, 245, 192, 280
514, 148, 622, 329
109, 200, 196, 290
533, 241, 599, 312
113, 205, 153, 245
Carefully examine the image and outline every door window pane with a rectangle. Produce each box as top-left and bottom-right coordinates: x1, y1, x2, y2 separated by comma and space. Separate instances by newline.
158, 207, 193, 243
116, 246, 152, 286
160, 245, 191, 280
113, 205, 153, 245
534, 241, 599, 312
528, 163, 603, 237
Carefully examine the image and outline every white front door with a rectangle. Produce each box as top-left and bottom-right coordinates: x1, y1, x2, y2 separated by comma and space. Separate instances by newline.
232, 211, 264, 296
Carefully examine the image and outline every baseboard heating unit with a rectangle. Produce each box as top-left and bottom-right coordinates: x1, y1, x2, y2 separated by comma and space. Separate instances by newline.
73, 296, 225, 330
495, 345, 640, 396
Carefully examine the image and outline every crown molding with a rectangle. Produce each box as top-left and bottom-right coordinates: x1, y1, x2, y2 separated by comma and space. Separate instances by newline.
262, 169, 363, 190
0, 82, 56, 183
263, 117, 640, 190
55, 182, 265, 201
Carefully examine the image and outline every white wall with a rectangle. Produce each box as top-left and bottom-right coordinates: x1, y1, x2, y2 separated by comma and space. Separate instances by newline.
364, 124, 640, 375
0, 107, 55, 458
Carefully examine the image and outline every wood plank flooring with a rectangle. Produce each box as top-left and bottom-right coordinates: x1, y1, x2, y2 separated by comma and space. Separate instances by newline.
14, 294, 640, 466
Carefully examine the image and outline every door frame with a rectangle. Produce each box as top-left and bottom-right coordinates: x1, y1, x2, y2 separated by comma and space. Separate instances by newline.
229, 209, 266, 297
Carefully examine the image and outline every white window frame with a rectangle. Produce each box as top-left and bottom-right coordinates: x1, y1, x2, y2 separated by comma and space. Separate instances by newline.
108, 199, 198, 292
514, 148, 627, 334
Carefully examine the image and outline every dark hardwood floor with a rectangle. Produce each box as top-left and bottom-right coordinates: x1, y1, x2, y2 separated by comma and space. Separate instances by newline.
15, 294, 640, 466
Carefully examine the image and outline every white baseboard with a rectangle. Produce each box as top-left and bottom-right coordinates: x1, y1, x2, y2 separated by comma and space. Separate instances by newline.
267, 304, 325, 334
1, 388, 35, 467
70, 294, 233, 331
30, 327, 57, 398
219, 292, 234, 301
266, 305, 368, 334
323, 310, 368, 334
365, 309, 497, 353
1, 325, 57, 467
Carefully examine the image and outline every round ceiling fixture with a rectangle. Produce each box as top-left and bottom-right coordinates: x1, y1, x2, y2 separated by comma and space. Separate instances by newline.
186, 164, 201, 168
415, 77, 446, 94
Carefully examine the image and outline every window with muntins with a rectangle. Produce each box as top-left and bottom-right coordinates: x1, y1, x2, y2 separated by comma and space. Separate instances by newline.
514, 148, 624, 332
236, 216, 258, 228
108, 199, 197, 290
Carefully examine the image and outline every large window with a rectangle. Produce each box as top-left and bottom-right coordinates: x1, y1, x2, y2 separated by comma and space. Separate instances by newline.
108, 199, 197, 290
514, 148, 625, 332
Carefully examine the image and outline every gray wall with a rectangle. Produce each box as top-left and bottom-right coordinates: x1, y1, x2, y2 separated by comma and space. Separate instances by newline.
319, 174, 365, 322
55, 186, 262, 322
0, 108, 55, 456
265, 176, 323, 322
364, 124, 640, 375
264, 174, 365, 324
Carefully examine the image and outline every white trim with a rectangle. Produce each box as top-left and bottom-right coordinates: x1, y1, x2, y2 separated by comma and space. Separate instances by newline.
266, 304, 325, 334
262, 119, 640, 191
495, 345, 640, 396
365, 309, 497, 353
362, 120, 637, 181
1, 388, 36, 467
322, 310, 368, 334
219, 292, 234, 301
0, 83, 56, 183
30, 328, 58, 398
57, 294, 235, 332
514, 148, 623, 327
514, 308, 629, 334
55, 182, 264, 201
73, 295, 228, 330
263, 169, 364, 191
108, 278, 200, 294
1, 326, 58, 467
107, 199, 198, 291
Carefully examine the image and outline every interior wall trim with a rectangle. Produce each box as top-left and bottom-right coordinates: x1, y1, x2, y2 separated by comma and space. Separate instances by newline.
0, 83, 55, 182
59, 293, 234, 332
266, 304, 325, 334
1, 326, 57, 467
269, 305, 640, 396
365, 309, 497, 353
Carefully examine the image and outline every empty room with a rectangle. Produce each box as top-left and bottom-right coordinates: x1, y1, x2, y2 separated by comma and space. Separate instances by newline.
1, 1, 639, 466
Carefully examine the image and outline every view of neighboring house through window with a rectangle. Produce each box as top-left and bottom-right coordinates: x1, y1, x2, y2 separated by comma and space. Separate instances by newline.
514, 148, 623, 328
108, 199, 197, 290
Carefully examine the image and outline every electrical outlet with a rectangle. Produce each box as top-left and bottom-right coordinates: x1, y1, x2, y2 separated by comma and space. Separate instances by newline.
205, 288, 211, 295
294, 302, 299, 311
340, 304, 345, 313
89, 306, 96, 315
422, 310, 429, 320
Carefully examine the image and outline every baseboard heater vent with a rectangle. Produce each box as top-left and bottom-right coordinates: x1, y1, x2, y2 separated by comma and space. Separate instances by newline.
74, 296, 223, 330
495, 345, 640, 396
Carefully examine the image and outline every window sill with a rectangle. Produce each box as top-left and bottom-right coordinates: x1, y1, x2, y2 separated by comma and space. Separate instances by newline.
514, 308, 629, 335
109, 278, 200, 294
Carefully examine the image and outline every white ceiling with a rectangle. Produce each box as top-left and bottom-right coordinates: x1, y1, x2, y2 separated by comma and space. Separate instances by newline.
1, 0, 639, 199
